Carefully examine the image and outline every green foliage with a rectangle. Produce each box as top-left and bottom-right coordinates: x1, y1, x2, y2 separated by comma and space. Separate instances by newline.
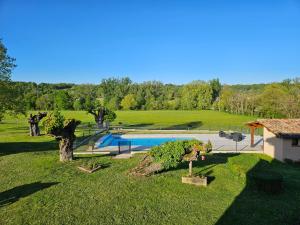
54, 91, 73, 110
150, 140, 202, 169
0, 39, 26, 120
121, 94, 137, 110
4, 74, 300, 119
73, 97, 85, 110
43, 110, 65, 135
36, 94, 54, 110
205, 140, 213, 153
181, 81, 213, 110
103, 109, 117, 122
0, 39, 16, 81
81, 159, 102, 170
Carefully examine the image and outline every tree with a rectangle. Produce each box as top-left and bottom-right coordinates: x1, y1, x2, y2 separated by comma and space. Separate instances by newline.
43, 111, 80, 162
87, 101, 117, 128
28, 112, 47, 136
54, 91, 73, 110
73, 97, 85, 110
258, 84, 289, 118
0, 39, 25, 121
181, 81, 213, 110
209, 78, 221, 101
121, 94, 137, 110
36, 94, 54, 110
0, 39, 16, 81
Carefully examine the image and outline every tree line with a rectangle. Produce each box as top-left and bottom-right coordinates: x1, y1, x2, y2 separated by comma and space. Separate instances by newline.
9, 77, 300, 118
1, 39, 300, 120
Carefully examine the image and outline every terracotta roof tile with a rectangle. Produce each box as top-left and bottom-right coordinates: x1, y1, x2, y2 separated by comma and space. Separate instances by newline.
247, 119, 300, 138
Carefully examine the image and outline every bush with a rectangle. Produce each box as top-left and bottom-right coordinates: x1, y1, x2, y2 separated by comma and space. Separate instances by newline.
249, 170, 283, 194
149, 140, 202, 170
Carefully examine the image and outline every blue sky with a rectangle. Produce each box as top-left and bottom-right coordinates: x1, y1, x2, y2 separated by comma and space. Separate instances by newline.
0, 0, 299, 84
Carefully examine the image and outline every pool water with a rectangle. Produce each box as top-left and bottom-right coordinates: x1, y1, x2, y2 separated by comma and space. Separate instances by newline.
98, 135, 193, 147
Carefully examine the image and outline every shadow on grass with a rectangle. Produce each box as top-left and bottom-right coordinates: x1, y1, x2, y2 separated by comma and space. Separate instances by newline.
0, 140, 58, 156
164, 121, 203, 130
215, 158, 300, 225
164, 154, 240, 185
126, 123, 154, 128
0, 182, 59, 207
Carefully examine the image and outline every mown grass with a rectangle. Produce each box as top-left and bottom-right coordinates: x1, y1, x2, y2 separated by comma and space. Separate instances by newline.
113, 110, 257, 131
0, 111, 300, 224
5, 110, 257, 131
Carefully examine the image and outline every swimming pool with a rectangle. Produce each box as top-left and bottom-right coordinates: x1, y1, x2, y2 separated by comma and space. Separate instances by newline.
96, 134, 193, 148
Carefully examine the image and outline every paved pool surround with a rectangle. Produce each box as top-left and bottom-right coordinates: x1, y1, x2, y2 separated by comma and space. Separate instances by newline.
92, 133, 263, 154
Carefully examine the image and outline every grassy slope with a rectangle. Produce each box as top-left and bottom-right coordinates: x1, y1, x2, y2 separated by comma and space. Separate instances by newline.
2, 111, 300, 224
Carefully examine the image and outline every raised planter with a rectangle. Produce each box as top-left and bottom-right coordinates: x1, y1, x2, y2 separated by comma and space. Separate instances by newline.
182, 176, 207, 186
78, 165, 102, 173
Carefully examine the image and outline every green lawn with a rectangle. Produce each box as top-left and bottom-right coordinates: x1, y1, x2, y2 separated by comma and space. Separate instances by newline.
114, 110, 257, 130
7, 110, 257, 131
2, 111, 300, 224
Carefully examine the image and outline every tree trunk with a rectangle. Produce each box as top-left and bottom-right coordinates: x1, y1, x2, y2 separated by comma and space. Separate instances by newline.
59, 138, 74, 162
28, 112, 47, 136
29, 123, 40, 136
189, 161, 193, 176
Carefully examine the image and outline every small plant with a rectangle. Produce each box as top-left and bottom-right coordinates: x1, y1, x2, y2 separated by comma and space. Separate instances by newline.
81, 159, 102, 170
204, 140, 213, 153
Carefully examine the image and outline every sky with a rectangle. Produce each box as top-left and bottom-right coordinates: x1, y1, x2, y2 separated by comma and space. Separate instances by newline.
0, 0, 300, 85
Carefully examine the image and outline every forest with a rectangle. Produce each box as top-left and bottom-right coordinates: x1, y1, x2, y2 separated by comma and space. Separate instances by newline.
7, 76, 300, 119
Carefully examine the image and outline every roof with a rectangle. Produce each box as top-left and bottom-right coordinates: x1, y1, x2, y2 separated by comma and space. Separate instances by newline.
247, 119, 300, 138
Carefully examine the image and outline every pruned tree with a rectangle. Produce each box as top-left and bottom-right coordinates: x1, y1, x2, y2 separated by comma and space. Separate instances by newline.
130, 140, 203, 176
87, 102, 116, 129
43, 111, 81, 162
28, 112, 47, 136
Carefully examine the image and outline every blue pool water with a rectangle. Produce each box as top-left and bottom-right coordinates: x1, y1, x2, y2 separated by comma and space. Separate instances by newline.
97, 135, 193, 147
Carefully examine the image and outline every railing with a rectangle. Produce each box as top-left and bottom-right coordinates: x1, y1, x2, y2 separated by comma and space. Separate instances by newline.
110, 125, 263, 135
118, 140, 132, 154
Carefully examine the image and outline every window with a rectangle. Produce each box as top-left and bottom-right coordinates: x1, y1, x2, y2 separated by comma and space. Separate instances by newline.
292, 139, 299, 146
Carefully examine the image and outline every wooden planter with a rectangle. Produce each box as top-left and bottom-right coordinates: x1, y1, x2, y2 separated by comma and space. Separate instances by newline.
182, 176, 207, 186
78, 165, 102, 173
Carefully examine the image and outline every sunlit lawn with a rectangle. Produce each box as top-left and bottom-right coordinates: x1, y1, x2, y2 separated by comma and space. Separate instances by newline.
1, 112, 300, 224
7, 110, 257, 130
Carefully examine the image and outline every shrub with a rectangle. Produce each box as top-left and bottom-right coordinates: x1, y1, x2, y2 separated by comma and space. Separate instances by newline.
249, 170, 283, 194
149, 140, 203, 170
204, 140, 213, 153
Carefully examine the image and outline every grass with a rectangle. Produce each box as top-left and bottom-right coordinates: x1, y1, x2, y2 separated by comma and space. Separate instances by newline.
5, 110, 258, 131
113, 110, 257, 131
3, 111, 300, 224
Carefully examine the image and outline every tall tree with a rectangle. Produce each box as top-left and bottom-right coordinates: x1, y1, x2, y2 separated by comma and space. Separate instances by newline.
121, 94, 137, 110
0, 39, 25, 121
209, 78, 221, 101
54, 90, 73, 110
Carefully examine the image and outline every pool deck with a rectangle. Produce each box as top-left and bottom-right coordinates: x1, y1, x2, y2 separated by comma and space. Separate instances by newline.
75, 133, 263, 155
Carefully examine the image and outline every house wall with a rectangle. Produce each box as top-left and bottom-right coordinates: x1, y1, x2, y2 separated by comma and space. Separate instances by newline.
282, 139, 300, 161
263, 128, 284, 161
